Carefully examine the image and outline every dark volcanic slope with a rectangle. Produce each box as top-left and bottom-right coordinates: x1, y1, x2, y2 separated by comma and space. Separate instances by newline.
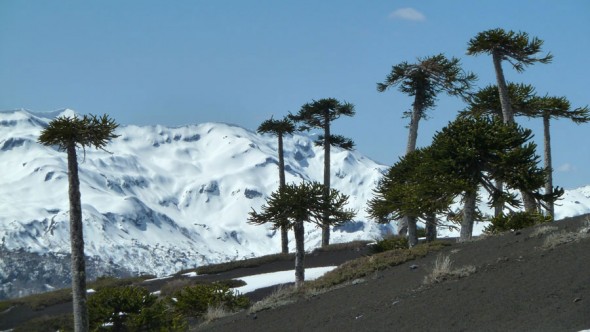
201, 215, 590, 332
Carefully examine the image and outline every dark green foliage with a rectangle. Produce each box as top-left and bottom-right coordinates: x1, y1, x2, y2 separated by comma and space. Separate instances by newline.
38, 114, 119, 151
377, 53, 476, 118
315, 134, 355, 150
430, 117, 548, 206
368, 147, 457, 222
529, 96, 590, 123
257, 116, 295, 136
369, 116, 562, 241
484, 212, 552, 234
173, 283, 249, 319
370, 235, 409, 254
88, 286, 180, 331
248, 181, 356, 229
467, 28, 553, 72
416, 227, 427, 238
461, 83, 539, 119
14, 314, 74, 332
289, 98, 355, 135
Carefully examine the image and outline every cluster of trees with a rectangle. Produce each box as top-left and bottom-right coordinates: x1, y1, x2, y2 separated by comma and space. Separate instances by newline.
249, 28, 588, 284
368, 28, 588, 246
39, 28, 587, 331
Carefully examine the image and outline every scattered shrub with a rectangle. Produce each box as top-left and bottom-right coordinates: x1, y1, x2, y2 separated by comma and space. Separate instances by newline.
423, 254, 476, 284
173, 283, 249, 319
370, 235, 409, 253
542, 230, 590, 249
484, 212, 551, 234
202, 304, 232, 324
88, 285, 182, 331
249, 284, 298, 313
529, 225, 559, 238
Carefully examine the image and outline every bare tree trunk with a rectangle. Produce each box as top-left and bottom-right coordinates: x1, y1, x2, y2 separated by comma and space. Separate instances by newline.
278, 134, 289, 253
67, 144, 89, 332
522, 192, 538, 213
494, 180, 504, 217
493, 52, 514, 124
399, 95, 423, 236
460, 191, 477, 242
425, 213, 437, 242
293, 220, 305, 288
321, 111, 331, 247
492, 51, 513, 217
543, 113, 554, 217
407, 216, 418, 248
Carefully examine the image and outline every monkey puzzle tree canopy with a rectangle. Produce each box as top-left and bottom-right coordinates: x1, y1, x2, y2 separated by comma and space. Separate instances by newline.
38, 114, 119, 151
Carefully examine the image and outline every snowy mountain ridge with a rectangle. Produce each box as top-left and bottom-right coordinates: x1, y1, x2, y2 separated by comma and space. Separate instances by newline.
0, 109, 391, 298
1, 109, 589, 299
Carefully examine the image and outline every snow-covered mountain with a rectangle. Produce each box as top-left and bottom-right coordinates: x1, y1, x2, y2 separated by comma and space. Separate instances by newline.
0, 109, 391, 298
1, 109, 589, 299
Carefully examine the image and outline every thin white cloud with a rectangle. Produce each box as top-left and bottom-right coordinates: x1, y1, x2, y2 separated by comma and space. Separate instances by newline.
389, 8, 426, 22
557, 163, 576, 172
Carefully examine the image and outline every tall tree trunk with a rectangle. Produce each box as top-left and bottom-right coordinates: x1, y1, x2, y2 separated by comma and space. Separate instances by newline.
407, 216, 418, 248
321, 110, 331, 247
278, 133, 289, 253
406, 94, 423, 154
425, 213, 437, 242
522, 192, 538, 212
399, 94, 424, 236
293, 220, 305, 288
493, 180, 504, 217
492, 51, 514, 124
460, 190, 477, 242
492, 51, 512, 217
67, 143, 89, 332
543, 113, 554, 217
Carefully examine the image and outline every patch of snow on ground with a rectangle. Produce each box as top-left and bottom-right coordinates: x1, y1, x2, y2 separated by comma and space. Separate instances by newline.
233, 266, 337, 294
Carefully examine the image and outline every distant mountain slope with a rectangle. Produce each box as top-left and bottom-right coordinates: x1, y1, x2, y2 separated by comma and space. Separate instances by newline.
0, 109, 389, 298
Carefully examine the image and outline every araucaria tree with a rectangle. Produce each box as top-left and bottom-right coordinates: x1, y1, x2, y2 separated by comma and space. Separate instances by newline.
467, 29, 552, 214
248, 181, 355, 287
377, 53, 476, 235
38, 114, 119, 332
367, 147, 457, 246
467, 29, 552, 124
462, 84, 589, 217
257, 116, 296, 253
429, 117, 561, 241
289, 98, 355, 247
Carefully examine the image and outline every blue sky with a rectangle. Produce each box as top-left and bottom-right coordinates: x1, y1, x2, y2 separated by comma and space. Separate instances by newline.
1, 1, 589, 189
